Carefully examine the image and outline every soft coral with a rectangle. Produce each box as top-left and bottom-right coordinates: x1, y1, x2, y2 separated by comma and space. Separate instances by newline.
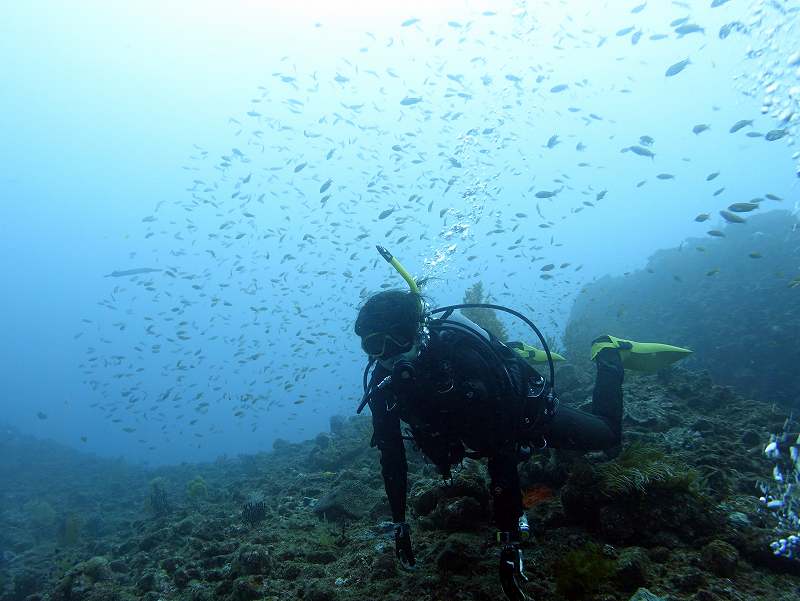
522, 484, 554, 508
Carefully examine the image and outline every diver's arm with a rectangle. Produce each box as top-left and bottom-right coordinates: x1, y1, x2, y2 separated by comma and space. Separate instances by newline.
487, 449, 524, 534
369, 392, 408, 522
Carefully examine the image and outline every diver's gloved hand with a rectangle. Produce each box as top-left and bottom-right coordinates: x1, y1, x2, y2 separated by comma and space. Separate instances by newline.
499, 541, 532, 601
393, 521, 416, 569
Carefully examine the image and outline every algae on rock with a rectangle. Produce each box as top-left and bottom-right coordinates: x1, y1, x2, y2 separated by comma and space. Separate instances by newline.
23, 499, 56, 541
56, 512, 82, 547
554, 542, 615, 600
186, 475, 208, 501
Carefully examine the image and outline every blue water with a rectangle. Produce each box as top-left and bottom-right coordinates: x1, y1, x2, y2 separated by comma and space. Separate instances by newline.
1, 0, 797, 465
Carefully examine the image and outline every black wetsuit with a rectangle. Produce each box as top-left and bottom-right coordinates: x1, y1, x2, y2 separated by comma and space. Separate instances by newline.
368, 320, 623, 532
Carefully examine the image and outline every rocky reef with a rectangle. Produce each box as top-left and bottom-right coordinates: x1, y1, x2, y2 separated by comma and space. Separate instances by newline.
2, 362, 800, 601
563, 210, 800, 407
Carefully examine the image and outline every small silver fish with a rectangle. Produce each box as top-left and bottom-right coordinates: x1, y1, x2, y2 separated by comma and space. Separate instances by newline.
765, 129, 787, 141
728, 202, 759, 213
720, 210, 746, 223
675, 24, 704, 36
626, 145, 655, 158
665, 58, 691, 77
729, 119, 753, 133
105, 268, 163, 278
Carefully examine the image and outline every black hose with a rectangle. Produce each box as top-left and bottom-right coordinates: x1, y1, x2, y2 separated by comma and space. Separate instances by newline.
357, 359, 377, 414
429, 303, 555, 391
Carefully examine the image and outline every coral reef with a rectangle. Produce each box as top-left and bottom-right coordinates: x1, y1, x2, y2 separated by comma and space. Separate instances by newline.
241, 501, 268, 527
1, 365, 800, 601
563, 210, 800, 406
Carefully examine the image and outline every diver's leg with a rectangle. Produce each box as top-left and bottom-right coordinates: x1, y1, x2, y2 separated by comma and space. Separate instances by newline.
544, 348, 623, 452
545, 405, 617, 451
488, 449, 524, 534
590, 347, 624, 443
490, 450, 532, 601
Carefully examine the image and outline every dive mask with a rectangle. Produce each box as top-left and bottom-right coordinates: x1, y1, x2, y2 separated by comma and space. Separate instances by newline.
361, 331, 414, 359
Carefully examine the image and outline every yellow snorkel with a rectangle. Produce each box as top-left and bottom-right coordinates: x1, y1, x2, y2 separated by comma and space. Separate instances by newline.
376, 245, 422, 313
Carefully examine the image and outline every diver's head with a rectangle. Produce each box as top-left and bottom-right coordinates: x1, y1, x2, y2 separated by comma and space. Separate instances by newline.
355, 289, 426, 369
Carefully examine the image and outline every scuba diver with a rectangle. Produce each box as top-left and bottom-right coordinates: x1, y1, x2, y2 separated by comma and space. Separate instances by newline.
355, 246, 691, 601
